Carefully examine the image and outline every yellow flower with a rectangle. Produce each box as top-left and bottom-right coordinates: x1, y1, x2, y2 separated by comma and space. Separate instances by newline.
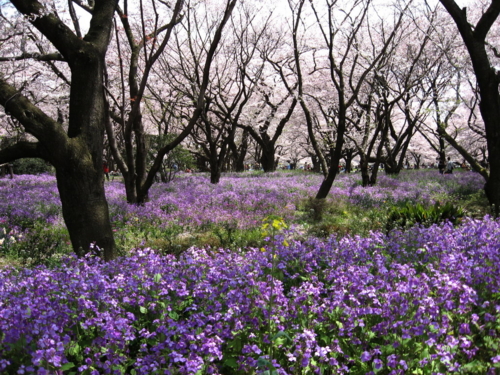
272, 218, 288, 230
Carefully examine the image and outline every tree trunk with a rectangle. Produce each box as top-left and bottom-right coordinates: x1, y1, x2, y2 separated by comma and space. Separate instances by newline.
360, 154, 370, 187
437, 0, 500, 215
260, 146, 276, 172
234, 152, 246, 172
316, 109, 347, 199
369, 161, 382, 186
485, 160, 500, 215
232, 129, 249, 172
479, 86, 500, 215
309, 154, 321, 173
210, 166, 221, 184
122, 173, 137, 203
0, 0, 123, 260
56, 166, 115, 261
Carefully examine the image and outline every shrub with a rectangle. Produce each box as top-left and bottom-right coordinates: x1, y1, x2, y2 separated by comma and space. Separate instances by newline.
13, 158, 54, 175
1, 222, 71, 267
386, 201, 465, 232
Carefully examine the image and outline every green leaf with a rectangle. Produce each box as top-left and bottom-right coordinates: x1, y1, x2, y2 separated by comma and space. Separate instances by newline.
68, 342, 81, 356
257, 356, 272, 368
223, 357, 238, 369
272, 330, 291, 342
168, 311, 179, 320
60, 362, 75, 371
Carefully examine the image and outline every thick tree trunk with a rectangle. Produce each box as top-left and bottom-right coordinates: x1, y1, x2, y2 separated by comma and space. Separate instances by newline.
56, 166, 115, 261
384, 163, 399, 175
479, 84, 500, 215
1, 0, 120, 260
260, 146, 276, 172
210, 166, 221, 184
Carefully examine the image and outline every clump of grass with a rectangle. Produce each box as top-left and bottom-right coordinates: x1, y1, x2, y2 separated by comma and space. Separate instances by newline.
1, 221, 72, 267
299, 196, 351, 222
385, 201, 466, 233
460, 190, 491, 218
298, 196, 388, 238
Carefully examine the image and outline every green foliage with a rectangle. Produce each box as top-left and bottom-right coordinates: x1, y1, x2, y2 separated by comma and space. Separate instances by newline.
300, 196, 351, 222
13, 158, 54, 175
147, 134, 196, 171
386, 201, 465, 232
113, 221, 265, 256
212, 221, 263, 249
300, 197, 386, 238
1, 222, 71, 267
460, 190, 491, 218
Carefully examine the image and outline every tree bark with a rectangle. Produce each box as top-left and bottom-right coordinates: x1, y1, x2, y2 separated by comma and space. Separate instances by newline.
1, 0, 118, 259
438, 0, 500, 215
316, 109, 347, 199
56, 164, 114, 260
260, 144, 277, 172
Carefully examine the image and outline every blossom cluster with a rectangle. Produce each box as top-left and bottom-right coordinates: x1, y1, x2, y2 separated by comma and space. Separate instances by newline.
1, 216, 499, 374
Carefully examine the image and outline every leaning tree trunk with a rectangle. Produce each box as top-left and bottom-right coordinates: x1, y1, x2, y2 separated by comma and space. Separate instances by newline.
316, 111, 347, 199
437, 0, 500, 215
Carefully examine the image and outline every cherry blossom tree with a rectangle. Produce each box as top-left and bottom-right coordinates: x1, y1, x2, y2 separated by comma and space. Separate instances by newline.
301, 0, 412, 198
436, 0, 500, 214
185, 2, 273, 181
0, 0, 117, 259
105, 0, 237, 201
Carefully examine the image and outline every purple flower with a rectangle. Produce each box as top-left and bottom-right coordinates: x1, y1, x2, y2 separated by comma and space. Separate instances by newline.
361, 351, 372, 362
373, 358, 383, 370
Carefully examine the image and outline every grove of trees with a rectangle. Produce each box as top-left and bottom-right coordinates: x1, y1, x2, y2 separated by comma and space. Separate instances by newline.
1, 0, 499, 259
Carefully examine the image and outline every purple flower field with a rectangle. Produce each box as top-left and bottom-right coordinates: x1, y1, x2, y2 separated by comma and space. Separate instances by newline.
1, 218, 500, 374
0, 171, 498, 374
0, 170, 485, 233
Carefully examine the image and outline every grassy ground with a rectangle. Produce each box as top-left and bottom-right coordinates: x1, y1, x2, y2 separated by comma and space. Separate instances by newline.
0, 169, 492, 266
